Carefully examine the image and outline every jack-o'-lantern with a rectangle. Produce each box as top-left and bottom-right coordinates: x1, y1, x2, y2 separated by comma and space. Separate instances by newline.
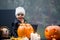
17, 23, 34, 38
0, 26, 9, 38
45, 25, 60, 40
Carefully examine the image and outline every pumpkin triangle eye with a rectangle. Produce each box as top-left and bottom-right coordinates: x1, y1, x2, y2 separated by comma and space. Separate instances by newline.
45, 30, 48, 32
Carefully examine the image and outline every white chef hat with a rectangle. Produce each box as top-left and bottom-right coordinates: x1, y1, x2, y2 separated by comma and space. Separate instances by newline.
15, 7, 25, 16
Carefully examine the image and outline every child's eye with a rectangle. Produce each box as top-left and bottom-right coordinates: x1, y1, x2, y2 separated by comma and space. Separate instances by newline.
21, 14, 24, 16
17, 14, 24, 16
17, 14, 20, 16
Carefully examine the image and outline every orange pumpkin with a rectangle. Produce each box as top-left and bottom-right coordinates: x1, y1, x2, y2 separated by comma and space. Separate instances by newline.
17, 23, 34, 38
45, 25, 60, 40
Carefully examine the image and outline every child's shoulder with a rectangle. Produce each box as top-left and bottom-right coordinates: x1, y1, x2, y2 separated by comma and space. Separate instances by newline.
14, 19, 20, 23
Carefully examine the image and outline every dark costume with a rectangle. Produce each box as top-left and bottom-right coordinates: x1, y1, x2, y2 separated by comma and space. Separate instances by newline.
11, 19, 38, 38
11, 18, 27, 37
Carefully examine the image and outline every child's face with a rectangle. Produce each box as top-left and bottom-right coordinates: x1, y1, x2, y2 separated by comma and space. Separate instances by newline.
16, 13, 25, 20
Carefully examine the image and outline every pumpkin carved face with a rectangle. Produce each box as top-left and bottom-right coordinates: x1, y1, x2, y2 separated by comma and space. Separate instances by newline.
0, 26, 9, 37
17, 23, 34, 38
45, 25, 60, 40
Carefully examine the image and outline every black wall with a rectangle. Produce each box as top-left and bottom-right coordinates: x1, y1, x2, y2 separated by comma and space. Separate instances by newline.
0, 10, 15, 28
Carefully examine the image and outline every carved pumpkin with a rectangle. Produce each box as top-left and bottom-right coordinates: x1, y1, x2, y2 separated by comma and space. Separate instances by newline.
0, 26, 9, 38
17, 23, 34, 38
45, 25, 60, 40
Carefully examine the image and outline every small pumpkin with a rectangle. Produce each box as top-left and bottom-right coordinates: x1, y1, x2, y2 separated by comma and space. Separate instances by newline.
17, 23, 34, 38
45, 25, 60, 40
0, 26, 9, 38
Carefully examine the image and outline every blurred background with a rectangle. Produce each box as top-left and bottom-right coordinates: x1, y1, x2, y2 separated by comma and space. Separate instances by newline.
0, 0, 60, 39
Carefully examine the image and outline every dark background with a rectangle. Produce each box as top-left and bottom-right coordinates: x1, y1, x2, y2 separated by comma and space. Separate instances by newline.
0, 0, 60, 39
